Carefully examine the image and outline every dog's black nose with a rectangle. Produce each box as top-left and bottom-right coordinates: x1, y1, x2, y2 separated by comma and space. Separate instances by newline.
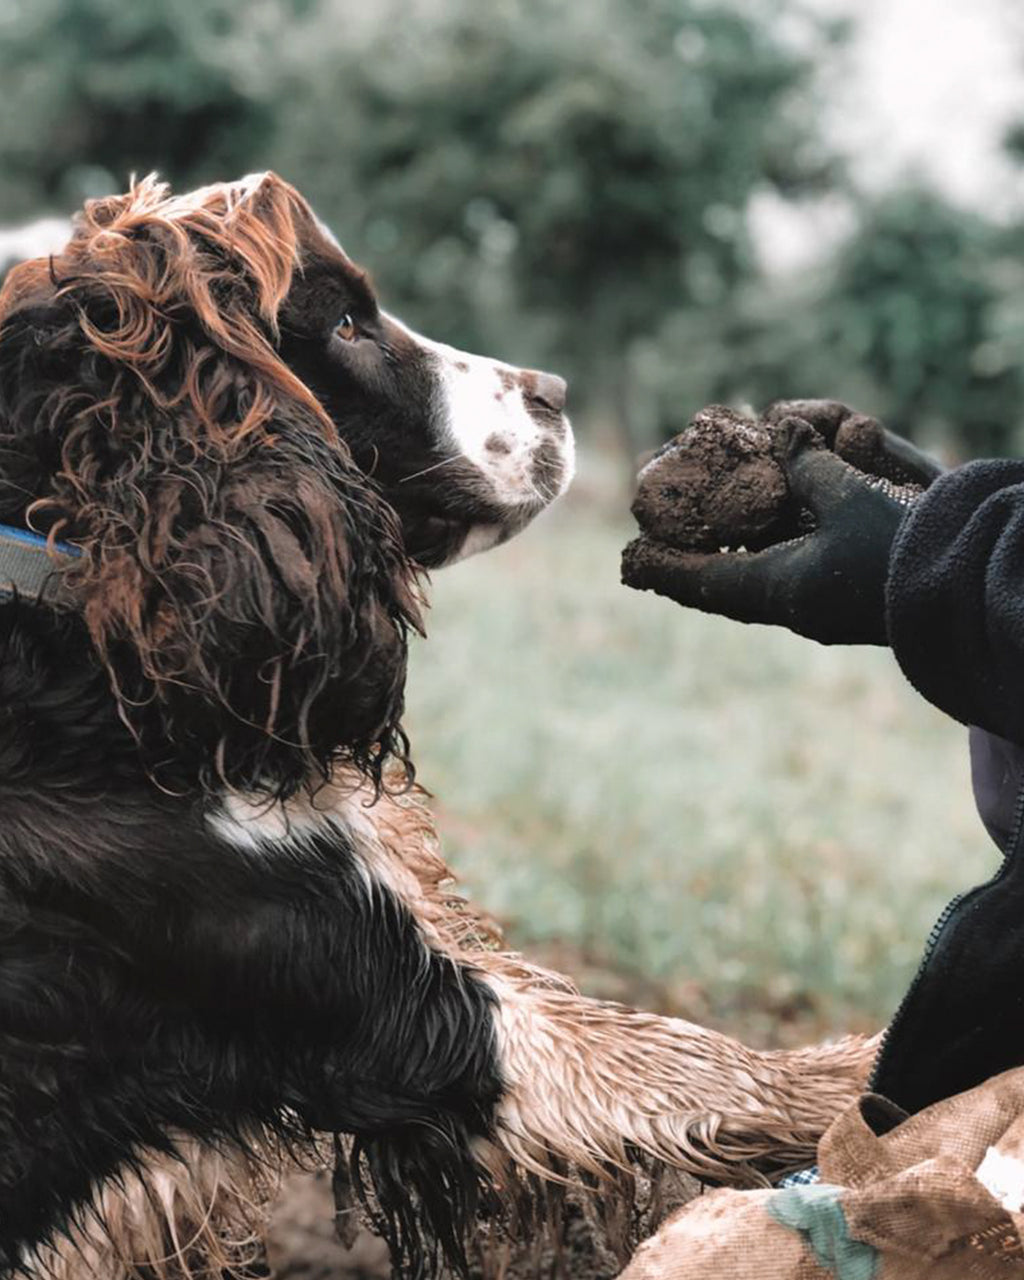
526, 371, 567, 414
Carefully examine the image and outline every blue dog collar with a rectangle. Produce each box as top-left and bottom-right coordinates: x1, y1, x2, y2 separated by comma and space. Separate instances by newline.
0, 524, 80, 607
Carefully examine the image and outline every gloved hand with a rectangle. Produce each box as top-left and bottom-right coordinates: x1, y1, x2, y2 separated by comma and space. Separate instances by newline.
625, 418, 915, 645
763, 399, 945, 489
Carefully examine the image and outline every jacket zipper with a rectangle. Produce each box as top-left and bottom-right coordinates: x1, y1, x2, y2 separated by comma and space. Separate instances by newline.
868, 775, 1024, 1090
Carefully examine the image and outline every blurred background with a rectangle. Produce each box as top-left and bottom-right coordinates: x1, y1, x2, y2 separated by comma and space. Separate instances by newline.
2, 0, 1020, 1045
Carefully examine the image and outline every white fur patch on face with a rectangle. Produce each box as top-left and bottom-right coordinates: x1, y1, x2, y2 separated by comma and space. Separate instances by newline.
452, 524, 505, 562
386, 315, 575, 512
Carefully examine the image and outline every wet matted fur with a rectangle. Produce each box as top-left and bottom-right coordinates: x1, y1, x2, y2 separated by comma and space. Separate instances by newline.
37, 779, 876, 1279
0, 173, 871, 1279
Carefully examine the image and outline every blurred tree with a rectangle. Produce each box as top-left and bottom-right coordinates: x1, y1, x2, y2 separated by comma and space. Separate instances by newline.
823, 188, 1022, 456
0, 0, 287, 219
270, 0, 842, 454
645, 186, 1024, 459
1004, 120, 1024, 168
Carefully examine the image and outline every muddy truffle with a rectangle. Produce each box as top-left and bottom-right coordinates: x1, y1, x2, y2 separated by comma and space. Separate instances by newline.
628, 405, 797, 554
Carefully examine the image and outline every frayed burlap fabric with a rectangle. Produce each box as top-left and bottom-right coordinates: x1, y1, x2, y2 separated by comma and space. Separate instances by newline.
620, 1066, 1024, 1278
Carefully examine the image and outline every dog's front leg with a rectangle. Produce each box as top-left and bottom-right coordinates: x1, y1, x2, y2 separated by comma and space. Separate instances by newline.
482, 962, 877, 1186
142, 859, 505, 1275
351, 784, 878, 1188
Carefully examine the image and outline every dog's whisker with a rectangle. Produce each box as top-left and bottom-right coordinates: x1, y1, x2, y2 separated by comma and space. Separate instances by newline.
526, 477, 555, 508
397, 454, 463, 485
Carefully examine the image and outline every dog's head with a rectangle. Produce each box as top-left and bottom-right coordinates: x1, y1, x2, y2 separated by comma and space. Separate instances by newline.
0, 172, 573, 796
278, 221, 573, 570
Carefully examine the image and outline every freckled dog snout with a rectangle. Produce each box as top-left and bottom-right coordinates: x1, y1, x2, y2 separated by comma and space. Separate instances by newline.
524, 371, 567, 414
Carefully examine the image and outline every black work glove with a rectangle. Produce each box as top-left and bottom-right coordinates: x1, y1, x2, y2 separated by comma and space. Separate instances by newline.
623, 419, 915, 646
763, 399, 945, 489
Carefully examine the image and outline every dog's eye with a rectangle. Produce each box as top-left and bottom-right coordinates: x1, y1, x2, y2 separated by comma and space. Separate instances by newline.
337, 314, 359, 342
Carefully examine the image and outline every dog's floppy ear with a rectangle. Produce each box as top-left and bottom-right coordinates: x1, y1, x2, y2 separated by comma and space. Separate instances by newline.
71, 428, 422, 800
0, 174, 423, 798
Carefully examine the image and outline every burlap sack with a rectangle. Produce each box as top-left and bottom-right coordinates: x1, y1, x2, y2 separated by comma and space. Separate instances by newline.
620, 1066, 1024, 1278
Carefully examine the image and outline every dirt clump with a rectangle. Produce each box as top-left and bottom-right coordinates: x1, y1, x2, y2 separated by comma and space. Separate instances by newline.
835, 415, 897, 477
266, 1172, 390, 1279
624, 405, 810, 581
628, 406, 796, 555
760, 398, 929, 490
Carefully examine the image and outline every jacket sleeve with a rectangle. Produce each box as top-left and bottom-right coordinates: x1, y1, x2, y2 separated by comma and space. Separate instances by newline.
886, 459, 1024, 747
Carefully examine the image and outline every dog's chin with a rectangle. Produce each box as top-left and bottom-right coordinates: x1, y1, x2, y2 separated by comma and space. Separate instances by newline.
402, 503, 547, 569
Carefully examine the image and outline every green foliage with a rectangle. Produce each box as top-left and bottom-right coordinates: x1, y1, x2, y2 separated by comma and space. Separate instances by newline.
0, 0, 841, 451
0, 0, 294, 219
825, 189, 1024, 455
641, 185, 1024, 457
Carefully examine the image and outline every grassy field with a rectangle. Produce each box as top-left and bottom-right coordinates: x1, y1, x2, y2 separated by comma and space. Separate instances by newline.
404, 461, 992, 1045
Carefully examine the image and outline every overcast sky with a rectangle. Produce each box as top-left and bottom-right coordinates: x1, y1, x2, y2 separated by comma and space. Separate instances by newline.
825, 0, 1023, 203
756, 0, 1024, 270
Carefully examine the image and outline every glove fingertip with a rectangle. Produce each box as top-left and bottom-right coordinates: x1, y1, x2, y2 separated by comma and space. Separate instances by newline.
776, 419, 859, 507
774, 414, 824, 459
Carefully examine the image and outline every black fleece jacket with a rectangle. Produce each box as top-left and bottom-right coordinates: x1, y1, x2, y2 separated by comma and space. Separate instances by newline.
871, 459, 1024, 1113
888, 458, 1024, 745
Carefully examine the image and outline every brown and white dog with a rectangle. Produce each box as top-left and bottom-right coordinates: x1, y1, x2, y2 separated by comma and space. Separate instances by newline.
0, 173, 872, 1278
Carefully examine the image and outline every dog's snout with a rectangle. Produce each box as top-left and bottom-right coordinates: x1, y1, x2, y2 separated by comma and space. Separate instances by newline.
525, 371, 567, 415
